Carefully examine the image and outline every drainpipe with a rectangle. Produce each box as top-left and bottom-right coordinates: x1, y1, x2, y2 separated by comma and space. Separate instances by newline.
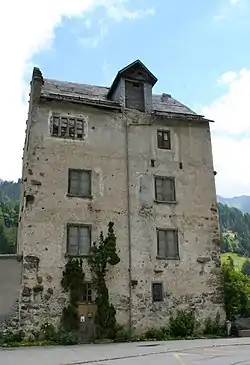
124, 112, 133, 337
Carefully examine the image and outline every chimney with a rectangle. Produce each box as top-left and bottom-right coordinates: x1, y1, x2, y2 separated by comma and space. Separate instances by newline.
161, 93, 171, 102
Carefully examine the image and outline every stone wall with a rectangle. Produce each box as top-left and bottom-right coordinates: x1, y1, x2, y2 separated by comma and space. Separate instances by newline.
17, 92, 224, 333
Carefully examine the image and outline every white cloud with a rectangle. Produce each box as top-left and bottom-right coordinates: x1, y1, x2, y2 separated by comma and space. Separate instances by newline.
214, 0, 243, 20
202, 69, 250, 197
0, 0, 154, 181
107, 5, 155, 22
217, 71, 237, 85
79, 2, 154, 48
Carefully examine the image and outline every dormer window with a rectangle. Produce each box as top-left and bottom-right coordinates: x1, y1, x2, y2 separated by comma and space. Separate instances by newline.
125, 80, 145, 112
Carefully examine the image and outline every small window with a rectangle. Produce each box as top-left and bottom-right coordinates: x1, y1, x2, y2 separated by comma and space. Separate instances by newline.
157, 229, 179, 259
51, 115, 84, 140
152, 283, 163, 302
155, 176, 176, 202
67, 224, 91, 256
82, 283, 93, 303
68, 169, 91, 198
157, 130, 171, 150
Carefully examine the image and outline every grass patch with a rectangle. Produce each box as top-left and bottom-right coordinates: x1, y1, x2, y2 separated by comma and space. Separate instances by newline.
221, 253, 247, 270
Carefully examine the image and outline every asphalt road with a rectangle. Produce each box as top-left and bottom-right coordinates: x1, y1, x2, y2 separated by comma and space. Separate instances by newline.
1, 338, 250, 365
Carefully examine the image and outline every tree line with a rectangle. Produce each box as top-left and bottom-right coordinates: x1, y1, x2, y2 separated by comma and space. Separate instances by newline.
0, 180, 20, 254
219, 203, 250, 256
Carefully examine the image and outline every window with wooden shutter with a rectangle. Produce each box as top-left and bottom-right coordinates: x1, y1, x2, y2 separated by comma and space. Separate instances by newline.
51, 115, 84, 139
157, 229, 179, 259
68, 169, 91, 198
157, 130, 171, 149
125, 80, 145, 112
67, 224, 91, 257
152, 282, 163, 302
155, 176, 176, 202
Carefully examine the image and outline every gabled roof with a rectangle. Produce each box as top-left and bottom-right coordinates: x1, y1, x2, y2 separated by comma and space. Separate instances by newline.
107, 59, 158, 98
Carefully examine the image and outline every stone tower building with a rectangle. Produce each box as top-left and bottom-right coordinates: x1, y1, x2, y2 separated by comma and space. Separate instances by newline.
16, 60, 223, 334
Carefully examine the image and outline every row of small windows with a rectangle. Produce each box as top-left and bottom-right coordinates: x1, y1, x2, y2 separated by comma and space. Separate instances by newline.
50, 115, 172, 151
68, 169, 176, 202
67, 224, 179, 260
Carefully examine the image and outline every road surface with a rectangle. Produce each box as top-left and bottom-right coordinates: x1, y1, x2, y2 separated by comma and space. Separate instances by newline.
0, 338, 250, 365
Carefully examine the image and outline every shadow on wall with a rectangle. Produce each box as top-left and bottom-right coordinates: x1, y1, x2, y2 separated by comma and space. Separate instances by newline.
0, 255, 22, 325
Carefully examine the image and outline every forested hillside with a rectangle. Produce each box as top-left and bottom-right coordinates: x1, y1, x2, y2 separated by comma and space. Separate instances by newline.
0, 180, 20, 254
217, 195, 250, 214
219, 203, 250, 256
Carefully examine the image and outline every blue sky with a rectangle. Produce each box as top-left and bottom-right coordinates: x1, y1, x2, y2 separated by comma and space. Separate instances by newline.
1, 0, 250, 197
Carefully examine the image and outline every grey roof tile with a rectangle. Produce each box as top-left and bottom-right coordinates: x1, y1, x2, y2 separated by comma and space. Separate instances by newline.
42, 79, 197, 116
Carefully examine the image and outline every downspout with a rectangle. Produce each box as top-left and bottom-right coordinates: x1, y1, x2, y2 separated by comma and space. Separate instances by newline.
124, 112, 133, 337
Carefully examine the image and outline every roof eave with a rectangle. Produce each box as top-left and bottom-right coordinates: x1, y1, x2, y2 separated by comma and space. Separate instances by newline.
152, 110, 214, 123
40, 93, 122, 111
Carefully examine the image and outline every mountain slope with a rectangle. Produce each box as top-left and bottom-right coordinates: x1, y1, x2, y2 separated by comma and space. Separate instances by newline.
217, 195, 250, 214
0, 179, 21, 204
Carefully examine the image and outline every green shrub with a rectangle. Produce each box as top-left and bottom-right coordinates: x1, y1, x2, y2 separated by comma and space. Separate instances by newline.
222, 258, 250, 318
144, 326, 169, 340
0, 330, 24, 345
168, 310, 195, 338
56, 328, 78, 345
40, 322, 57, 342
113, 325, 131, 342
203, 313, 226, 337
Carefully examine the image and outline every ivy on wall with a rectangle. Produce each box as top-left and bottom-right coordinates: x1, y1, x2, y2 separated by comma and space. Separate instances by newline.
61, 222, 120, 338
88, 221, 120, 338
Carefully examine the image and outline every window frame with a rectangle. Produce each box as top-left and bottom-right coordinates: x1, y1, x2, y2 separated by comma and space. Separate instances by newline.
82, 282, 94, 303
152, 282, 164, 302
157, 129, 171, 150
67, 168, 92, 198
66, 223, 92, 257
50, 114, 85, 140
156, 228, 179, 260
154, 175, 176, 203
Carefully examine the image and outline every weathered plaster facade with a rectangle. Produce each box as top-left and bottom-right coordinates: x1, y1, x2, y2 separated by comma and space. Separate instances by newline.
16, 60, 224, 334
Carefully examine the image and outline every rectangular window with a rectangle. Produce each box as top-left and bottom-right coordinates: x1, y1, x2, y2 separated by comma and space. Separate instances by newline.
157, 130, 171, 150
82, 283, 93, 303
157, 229, 179, 259
125, 80, 145, 112
67, 224, 91, 256
155, 176, 176, 202
152, 283, 163, 302
51, 115, 84, 139
68, 169, 91, 198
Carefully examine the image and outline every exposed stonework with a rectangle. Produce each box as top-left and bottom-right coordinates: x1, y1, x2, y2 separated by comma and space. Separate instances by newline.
14, 59, 224, 334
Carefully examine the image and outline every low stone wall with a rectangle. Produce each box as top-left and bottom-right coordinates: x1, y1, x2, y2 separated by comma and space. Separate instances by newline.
0, 255, 22, 329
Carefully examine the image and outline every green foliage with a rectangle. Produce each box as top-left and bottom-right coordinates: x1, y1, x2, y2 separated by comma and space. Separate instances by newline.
144, 326, 169, 340
113, 325, 131, 343
0, 330, 24, 346
168, 310, 195, 338
218, 203, 250, 256
0, 324, 77, 347
39, 323, 78, 345
222, 257, 250, 318
0, 180, 20, 254
88, 222, 120, 339
61, 258, 85, 331
0, 179, 20, 204
241, 260, 250, 276
203, 313, 226, 336
0, 202, 19, 254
